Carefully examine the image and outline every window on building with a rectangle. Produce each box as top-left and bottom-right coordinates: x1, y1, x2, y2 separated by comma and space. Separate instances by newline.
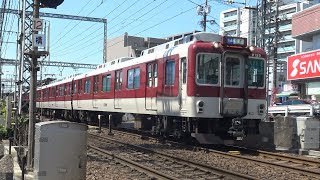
94, 75, 99, 93
127, 68, 140, 89
197, 54, 219, 85
102, 74, 111, 92
115, 70, 122, 90
85, 79, 91, 93
165, 61, 175, 85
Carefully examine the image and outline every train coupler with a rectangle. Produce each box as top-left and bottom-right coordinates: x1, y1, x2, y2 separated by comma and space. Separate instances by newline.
228, 118, 245, 140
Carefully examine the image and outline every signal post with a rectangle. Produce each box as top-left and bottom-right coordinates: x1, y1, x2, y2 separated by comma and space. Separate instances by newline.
26, 0, 64, 170
27, 0, 40, 170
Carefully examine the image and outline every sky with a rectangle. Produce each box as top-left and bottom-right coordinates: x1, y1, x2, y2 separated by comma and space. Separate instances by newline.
0, 0, 255, 92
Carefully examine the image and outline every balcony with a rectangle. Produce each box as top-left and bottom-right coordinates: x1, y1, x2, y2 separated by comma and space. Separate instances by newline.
277, 46, 295, 54
279, 35, 294, 43
279, 24, 292, 32
222, 15, 237, 22
222, 24, 238, 31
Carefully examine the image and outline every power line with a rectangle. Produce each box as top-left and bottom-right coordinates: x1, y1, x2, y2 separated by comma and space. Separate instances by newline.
77, 5, 196, 62
53, 0, 95, 42
51, 0, 131, 52
50, 0, 107, 48
52, 0, 171, 57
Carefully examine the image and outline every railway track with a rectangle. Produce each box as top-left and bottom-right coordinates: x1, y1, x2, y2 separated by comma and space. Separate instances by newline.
90, 126, 320, 179
88, 133, 257, 180
207, 147, 320, 178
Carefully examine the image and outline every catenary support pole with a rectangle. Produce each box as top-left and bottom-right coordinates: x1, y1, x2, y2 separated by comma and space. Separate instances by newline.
27, 0, 39, 169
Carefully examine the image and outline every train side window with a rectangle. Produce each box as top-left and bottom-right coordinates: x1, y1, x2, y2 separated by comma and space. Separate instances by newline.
78, 80, 82, 94
116, 70, 122, 90
85, 79, 91, 94
94, 75, 99, 93
52, 87, 55, 97
165, 61, 175, 85
197, 54, 219, 85
73, 82, 77, 94
102, 74, 111, 92
154, 63, 158, 87
127, 68, 140, 89
181, 58, 187, 84
59, 86, 63, 96
147, 64, 152, 87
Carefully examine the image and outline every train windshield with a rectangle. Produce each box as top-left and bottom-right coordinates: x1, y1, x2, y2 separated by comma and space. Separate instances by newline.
196, 53, 220, 85
248, 58, 264, 87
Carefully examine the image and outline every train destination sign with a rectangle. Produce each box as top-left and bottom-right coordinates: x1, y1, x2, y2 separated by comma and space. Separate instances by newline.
287, 49, 320, 80
221, 36, 247, 47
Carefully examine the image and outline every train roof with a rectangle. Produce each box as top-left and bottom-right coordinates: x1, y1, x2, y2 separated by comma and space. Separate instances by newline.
38, 32, 223, 90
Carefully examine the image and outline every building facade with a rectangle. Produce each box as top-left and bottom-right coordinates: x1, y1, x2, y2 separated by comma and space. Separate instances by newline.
106, 32, 168, 62
219, 7, 257, 46
287, 4, 320, 99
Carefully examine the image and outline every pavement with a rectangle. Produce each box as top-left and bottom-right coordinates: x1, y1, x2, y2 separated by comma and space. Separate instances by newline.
2, 140, 33, 180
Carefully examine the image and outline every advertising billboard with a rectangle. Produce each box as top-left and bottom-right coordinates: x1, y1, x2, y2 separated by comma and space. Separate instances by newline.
287, 49, 320, 80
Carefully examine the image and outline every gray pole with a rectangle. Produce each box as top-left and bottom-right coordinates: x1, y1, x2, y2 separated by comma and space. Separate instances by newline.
203, 0, 207, 32
272, 1, 279, 105
27, 0, 39, 169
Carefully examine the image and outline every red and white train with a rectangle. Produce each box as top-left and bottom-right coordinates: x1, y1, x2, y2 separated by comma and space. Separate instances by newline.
35, 32, 267, 144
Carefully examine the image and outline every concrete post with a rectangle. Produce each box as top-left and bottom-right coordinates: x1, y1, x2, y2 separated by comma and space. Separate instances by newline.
108, 114, 113, 135
98, 115, 103, 133
5, 96, 12, 129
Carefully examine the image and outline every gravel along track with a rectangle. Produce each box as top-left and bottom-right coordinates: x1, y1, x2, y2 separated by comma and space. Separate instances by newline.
87, 148, 157, 180
87, 133, 256, 180
88, 128, 319, 180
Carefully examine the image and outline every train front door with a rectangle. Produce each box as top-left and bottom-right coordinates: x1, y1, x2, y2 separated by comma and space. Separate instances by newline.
220, 53, 248, 117
145, 63, 158, 111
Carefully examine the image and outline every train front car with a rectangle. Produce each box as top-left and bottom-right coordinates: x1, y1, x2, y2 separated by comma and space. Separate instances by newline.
182, 34, 266, 144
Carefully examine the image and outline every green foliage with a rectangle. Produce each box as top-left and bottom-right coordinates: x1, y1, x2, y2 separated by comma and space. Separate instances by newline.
0, 125, 7, 140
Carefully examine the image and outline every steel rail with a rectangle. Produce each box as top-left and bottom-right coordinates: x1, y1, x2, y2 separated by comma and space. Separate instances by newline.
206, 148, 320, 178
88, 133, 258, 180
90, 127, 320, 178
88, 144, 176, 180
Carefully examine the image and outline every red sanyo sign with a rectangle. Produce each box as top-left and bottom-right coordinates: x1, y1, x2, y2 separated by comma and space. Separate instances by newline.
287, 49, 320, 80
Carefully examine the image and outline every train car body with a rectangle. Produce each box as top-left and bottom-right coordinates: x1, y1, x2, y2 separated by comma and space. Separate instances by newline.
36, 32, 267, 144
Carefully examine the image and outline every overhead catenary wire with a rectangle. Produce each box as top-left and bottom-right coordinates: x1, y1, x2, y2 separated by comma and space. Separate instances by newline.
51, 0, 131, 52
52, 0, 230, 57
52, 0, 95, 43
50, 0, 107, 48
52, 0, 172, 57
76, 5, 197, 63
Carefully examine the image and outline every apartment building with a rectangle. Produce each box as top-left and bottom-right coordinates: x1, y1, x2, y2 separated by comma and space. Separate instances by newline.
106, 32, 168, 62
219, 7, 257, 46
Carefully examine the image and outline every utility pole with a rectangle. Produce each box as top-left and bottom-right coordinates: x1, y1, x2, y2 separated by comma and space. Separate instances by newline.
197, 0, 212, 32
272, 1, 279, 105
27, 0, 39, 169
203, 0, 208, 32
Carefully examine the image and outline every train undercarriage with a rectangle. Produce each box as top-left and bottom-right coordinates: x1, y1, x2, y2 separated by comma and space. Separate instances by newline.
39, 108, 261, 144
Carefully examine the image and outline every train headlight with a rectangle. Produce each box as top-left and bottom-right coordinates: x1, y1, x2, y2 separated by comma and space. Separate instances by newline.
258, 104, 265, 115
249, 45, 255, 52
212, 42, 220, 48
196, 101, 205, 113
